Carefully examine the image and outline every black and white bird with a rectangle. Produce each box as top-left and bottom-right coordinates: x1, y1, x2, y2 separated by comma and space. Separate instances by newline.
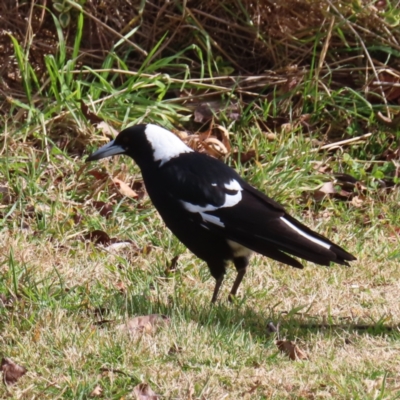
86, 124, 356, 302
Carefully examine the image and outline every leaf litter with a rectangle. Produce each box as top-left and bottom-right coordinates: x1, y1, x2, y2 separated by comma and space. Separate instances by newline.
133, 382, 159, 399
1, 357, 27, 386
267, 321, 308, 361
116, 314, 170, 337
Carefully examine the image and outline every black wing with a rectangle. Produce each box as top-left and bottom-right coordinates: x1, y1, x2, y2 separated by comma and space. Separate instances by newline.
161, 153, 355, 268
207, 182, 355, 266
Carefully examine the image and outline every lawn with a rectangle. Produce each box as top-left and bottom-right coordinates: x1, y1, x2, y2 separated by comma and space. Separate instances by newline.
1, 1, 400, 398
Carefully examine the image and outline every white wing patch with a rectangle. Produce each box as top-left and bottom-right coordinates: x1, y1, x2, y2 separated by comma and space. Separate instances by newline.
200, 212, 225, 227
280, 217, 331, 249
181, 202, 217, 213
224, 180, 241, 191
181, 179, 242, 228
222, 180, 242, 207
181, 179, 242, 213
145, 124, 193, 166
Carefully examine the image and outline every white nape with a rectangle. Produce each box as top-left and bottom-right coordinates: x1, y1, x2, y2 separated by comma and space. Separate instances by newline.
280, 217, 331, 249
145, 124, 193, 166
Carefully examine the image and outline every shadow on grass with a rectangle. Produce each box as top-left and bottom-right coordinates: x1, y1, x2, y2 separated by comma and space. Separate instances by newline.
114, 290, 400, 341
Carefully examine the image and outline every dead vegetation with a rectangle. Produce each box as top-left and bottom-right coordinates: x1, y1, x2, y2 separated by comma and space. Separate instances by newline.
2, 0, 400, 113
1, 0, 400, 398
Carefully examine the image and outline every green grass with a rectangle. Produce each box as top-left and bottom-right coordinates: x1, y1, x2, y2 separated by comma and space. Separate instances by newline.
1, 7, 400, 399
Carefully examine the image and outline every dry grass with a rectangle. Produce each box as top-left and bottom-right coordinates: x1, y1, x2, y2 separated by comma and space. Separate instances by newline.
1, 0, 400, 398
1, 206, 400, 398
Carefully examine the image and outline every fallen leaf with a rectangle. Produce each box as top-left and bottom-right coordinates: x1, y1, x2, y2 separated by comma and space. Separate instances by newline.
202, 137, 229, 158
80, 101, 104, 124
88, 170, 109, 181
115, 281, 127, 294
351, 195, 364, 208
112, 178, 138, 198
168, 344, 183, 355
90, 384, 103, 397
276, 340, 308, 361
233, 149, 256, 164
95, 121, 119, 139
215, 125, 231, 153
265, 132, 277, 141
313, 181, 336, 201
165, 255, 180, 275
280, 123, 293, 134
92, 201, 113, 218
32, 325, 41, 343
194, 103, 213, 123
183, 125, 230, 159
1, 357, 27, 385
131, 180, 146, 200
105, 242, 135, 252
246, 380, 262, 395
0, 186, 13, 204
174, 130, 189, 140
133, 382, 159, 400
85, 230, 111, 245
117, 314, 170, 336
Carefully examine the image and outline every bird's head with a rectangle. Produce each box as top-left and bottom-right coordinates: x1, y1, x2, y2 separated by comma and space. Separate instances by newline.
86, 123, 193, 168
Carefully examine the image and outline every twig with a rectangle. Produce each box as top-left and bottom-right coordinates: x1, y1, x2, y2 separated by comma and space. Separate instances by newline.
319, 133, 372, 150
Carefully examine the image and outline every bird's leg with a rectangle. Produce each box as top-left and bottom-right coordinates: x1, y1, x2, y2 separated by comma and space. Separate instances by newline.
228, 268, 247, 302
228, 256, 249, 302
211, 276, 224, 303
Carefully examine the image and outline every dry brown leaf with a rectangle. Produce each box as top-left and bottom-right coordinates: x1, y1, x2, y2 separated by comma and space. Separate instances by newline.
133, 382, 159, 399
92, 201, 113, 218
280, 122, 295, 134
215, 125, 231, 153
131, 181, 146, 200
85, 230, 112, 245
80, 101, 104, 124
183, 126, 230, 159
194, 103, 213, 123
351, 195, 364, 208
32, 325, 41, 343
88, 170, 109, 181
265, 132, 277, 141
112, 178, 138, 198
90, 384, 103, 397
115, 281, 127, 294
105, 242, 134, 252
95, 121, 119, 139
313, 181, 336, 201
276, 340, 308, 361
202, 137, 229, 158
117, 314, 170, 336
0, 186, 13, 204
1, 357, 27, 385
165, 255, 180, 275
233, 149, 256, 164
246, 380, 262, 395
168, 344, 183, 355
174, 130, 189, 140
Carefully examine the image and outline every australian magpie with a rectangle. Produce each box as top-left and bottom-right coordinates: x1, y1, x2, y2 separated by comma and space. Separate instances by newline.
86, 124, 356, 302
